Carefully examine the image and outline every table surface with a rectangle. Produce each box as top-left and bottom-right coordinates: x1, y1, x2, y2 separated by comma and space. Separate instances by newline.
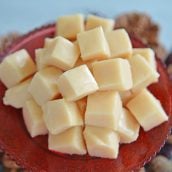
0, 0, 172, 51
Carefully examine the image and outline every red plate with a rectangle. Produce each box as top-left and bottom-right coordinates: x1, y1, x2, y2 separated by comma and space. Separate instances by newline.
0, 24, 172, 172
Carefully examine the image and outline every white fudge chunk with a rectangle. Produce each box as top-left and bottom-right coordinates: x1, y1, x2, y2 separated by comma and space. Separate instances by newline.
43, 36, 80, 71
133, 48, 156, 69
117, 108, 140, 143
85, 91, 122, 130
126, 89, 168, 131
0, 49, 36, 88
77, 26, 110, 61
129, 55, 159, 92
86, 15, 114, 32
92, 58, 133, 91
3, 78, 32, 108
56, 14, 84, 39
57, 65, 98, 101
28, 67, 62, 106
22, 99, 48, 137
83, 126, 119, 159
48, 127, 86, 155
106, 29, 132, 58
43, 99, 83, 135
35, 48, 46, 70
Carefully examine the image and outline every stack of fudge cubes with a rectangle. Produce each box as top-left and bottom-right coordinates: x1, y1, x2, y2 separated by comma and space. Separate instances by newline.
0, 14, 168, 159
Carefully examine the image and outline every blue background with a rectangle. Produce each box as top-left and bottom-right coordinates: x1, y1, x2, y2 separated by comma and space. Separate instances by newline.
0, 0, 172, 50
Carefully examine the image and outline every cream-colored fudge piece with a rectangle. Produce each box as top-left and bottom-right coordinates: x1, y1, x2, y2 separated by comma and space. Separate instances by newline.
28, 67, 62, 106
0, 49, 36, 88
77, 26, 110, 61
86, 15, 114, 32
133, 48, 156, 69
48, 127, 86, 155
22, 99, 48, 137
43, 36, 80, 71
85, 91, 122, 130
117, 108, 140, 143
129, 55, 159, 92
83, 126, 119, 159
3, 78, 32, 108
126, 89, 168, 131
43, 99, 83, 135
76, 97, 87, 117
44, 37, 58, 48
56, 14, 84, 39
92, 58, 133, 91
57, 65, 98, 101
106, 29, 132, 58
35, 48, 46, 70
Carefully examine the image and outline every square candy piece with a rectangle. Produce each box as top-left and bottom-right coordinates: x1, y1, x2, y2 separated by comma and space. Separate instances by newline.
77, 26, 110, 61
57, 65, 98, 101
43, 36, 80, 71
86, 15, 114, 32
83, 126, 119, 159
23, 99, 48, 138
133, 48, 156, 69
43, 99, 83, 135
85, 91, 122, 130
117, 108, 140, 143
48, 127, 86, 155
92, 58, 133, 91
126, 89, 168, 131
0, 49, 36, 88
56, 14, 84, 40
28, 67, 62, 106
129, 55, 159, 92
3, 78, 32, 109
106, 29, 132, 58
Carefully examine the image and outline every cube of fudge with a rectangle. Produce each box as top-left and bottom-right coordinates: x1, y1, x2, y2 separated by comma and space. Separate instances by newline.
42, 99, 83, 135
57, 65, 98, 101
22, 99, 48, 137
28, 67, 62, 106
133, 48, 156, 69
35, 48, 46, 70
43, 36, 80, 71
48, 127, 86, 155
86, 15, 114, 32
76, 97, 87, 117
106, 29, 132, 58
129, 55, 159, 92
126, 89, 168, 131
3, 78, 32, 108
44, 37, 58, 48
92, 58, 133, 91
117, 108, 140, 143
56, 14, 84, 39
83, 126, 119, 159
0, 49, 36, 88
77, 26, 110, 61
85, 91, 122, 130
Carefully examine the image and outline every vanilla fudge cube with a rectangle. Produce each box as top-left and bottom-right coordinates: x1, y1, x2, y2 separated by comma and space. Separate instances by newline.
57, 65, 98, 101
43, 36, 80, 71
85, 91, 122, 130
48, 127, 86, 155
117, 108, 140, 143
133, 48, 156, 69
28, 67, 62, 106
83, 126, 119, 159
35, 48, 46, 70
3, 78, 32, 108
129, 55, 159, 92
86, 15, 114, 32
126, 89, 168, 131
22, 99, 48, 137
43, 99, 83, 135
44, 37, 58, 48
0, 49, 36, 88
92, 58, 133, 91
76, 97, 87, 117
106, 29, 132, 58
56, 14, 84, 39
77, 26, 110, 61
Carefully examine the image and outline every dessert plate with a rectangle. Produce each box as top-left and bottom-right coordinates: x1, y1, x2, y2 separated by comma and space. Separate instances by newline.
0, 24, 171, 172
